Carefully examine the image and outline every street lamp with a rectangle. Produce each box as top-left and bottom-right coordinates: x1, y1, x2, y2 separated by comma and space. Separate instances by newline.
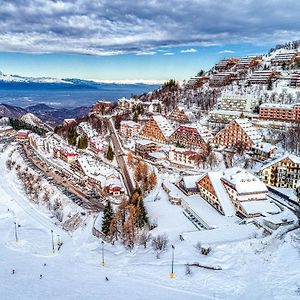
170, 245, 175, 279
101, 241, 105, 267
51, 230, 55, 254
14, 221, 18, 243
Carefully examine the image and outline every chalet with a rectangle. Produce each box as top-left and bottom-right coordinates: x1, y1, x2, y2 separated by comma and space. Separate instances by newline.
139, 115, 174, 143
248, 70, 280, 84
215, 58, 240, 71
212, 118, 262, 150
135, 139, 160, 159
17, 129, 32, 140
209, 72, 237, 87
169, 124, 213, 150
258, 154, 300, 189
271, 51, 298, 66
251, 142, 277, 161
197, 168, 280, 218
148, 151, 167, 163
120, 120, 141, 138
168, 106, 190, 123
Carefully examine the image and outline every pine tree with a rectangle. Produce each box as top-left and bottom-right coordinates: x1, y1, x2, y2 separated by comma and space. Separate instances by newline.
137, 198, 148, 228
106, 144, 114, 161
77, 136, 88, 149
67, 127, 78, 146
102, 201, 114, 235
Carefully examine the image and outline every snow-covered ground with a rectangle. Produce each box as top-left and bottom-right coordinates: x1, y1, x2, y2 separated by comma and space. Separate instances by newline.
0, 144, 299, 299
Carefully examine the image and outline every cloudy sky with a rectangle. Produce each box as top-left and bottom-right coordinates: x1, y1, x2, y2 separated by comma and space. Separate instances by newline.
0, 0, 299, 82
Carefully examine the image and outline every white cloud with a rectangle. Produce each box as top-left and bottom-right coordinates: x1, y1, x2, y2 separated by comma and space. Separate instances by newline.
136, 51, 156, 56
0, 1, 299, 56
219, 50, 235, 54
163, 52, 174, 55
180, 48, 197, 53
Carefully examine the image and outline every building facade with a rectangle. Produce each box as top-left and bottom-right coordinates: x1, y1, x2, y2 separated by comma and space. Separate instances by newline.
120, 120, 141, 138
259, 103, 300, 122
139, 115, 174, 143
212, 118, 262, 149
169, 124, 212, 149
258, 154, 300, 189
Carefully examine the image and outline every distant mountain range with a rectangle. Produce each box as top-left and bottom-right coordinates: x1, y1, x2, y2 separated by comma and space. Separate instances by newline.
0, 103, 91, 125
0, 71, 161, 91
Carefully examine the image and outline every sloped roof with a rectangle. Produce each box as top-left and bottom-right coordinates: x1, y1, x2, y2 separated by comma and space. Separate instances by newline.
152, 115, 174, 138
206, 172, 236, 216
222, 167, 268, 194
234, 118, 262, 143
260, 153, 300, 170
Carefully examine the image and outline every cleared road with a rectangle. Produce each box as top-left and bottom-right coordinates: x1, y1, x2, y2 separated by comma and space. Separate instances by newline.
108, 119, 134, 196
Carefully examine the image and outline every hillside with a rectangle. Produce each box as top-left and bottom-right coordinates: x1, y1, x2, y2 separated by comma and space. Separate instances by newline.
137, 41, 300, 113
0, 104, 27, 119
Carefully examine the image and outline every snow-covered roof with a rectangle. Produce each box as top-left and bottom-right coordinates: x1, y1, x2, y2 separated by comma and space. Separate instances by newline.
148, 151, 166, 159
136, 139, 158, 146
77, 155, 120, 187
260, 153, 300, 170
182, 175, 202, 189
152, 115, 174, 138
241, 200, 280, 215
252, 142, 277, 153
181, 124, 213, 143
120, 120, 140, 128
260, 102, 300, 109
221, 167, 268, 194
206, 171, 236, 216
234, 118, 262, 143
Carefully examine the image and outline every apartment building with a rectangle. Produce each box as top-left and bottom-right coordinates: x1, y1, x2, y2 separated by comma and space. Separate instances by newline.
258, 154, 300, 189
215, 58, 240, 71
120, 120, 141, 138
169, 124, 213, 150
219, 94, 258, 112
271, 51, 298, 66
168, 106, 190, 123
168, 148, 199, 168
209, 72, 237, 87
248, 70, 280, 84
139, 115, 174, 143
259, 102, 300, 121
212, 118, 262, 149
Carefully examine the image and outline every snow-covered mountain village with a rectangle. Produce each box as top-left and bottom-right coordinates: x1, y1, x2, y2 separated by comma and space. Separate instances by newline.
1, 41, 300, 299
